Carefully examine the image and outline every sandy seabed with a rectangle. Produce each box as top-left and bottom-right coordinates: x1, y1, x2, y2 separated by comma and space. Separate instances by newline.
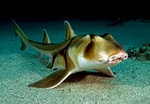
0, 19, 150, 104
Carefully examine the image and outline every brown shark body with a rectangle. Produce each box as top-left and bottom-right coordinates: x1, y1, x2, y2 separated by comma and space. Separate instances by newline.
12, 20, 128, 89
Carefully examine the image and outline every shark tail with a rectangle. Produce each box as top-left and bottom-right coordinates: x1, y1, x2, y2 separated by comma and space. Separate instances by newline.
12, 20, 29, 51
28, 69, 71, 89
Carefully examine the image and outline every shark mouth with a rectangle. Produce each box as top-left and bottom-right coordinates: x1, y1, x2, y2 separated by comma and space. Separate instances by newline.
108, 53, 128, 65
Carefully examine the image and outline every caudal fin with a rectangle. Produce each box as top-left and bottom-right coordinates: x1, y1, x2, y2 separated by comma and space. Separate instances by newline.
12, 20, 29, 50
28, 69, 71, 89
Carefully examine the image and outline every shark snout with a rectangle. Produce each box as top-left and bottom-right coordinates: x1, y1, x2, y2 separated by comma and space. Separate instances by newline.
108, 53, 128, 65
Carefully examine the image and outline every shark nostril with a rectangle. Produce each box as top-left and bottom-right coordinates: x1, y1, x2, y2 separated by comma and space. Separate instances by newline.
123, 54, 128, 59
109, 53, 128, 63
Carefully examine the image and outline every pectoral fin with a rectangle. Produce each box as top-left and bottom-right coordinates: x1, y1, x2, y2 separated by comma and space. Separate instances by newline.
51, 53, 66, 70
46, 52, 66, 70
28, 69, 71, 89
94, 67, 115, 77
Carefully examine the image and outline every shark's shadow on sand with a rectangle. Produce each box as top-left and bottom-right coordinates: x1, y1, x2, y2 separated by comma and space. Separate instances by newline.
64, 71, 114, 83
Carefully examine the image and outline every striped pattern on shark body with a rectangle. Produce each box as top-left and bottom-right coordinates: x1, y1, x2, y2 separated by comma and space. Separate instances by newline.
12, 20, 128, 89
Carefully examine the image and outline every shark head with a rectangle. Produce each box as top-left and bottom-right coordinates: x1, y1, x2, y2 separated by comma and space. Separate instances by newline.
83, 33, 128, 69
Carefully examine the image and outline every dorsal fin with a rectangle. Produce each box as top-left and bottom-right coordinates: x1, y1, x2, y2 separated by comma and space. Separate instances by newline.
39, 29, 51, 58
64, 20, 77, 40
43, 29, 51, 44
